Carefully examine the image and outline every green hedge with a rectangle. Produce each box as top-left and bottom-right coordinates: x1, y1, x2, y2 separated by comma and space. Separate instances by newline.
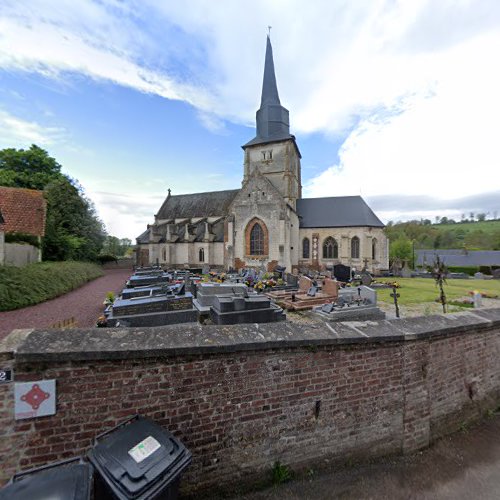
0, 261, 103, 311
447, 266, 479, 276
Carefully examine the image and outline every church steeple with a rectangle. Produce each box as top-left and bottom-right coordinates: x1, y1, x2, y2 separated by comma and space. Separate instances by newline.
244, 35, 291, 147
260, 35, 281, 107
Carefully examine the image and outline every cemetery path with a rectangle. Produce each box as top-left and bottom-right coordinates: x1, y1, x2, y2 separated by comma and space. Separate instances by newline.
0, 268, 131, 340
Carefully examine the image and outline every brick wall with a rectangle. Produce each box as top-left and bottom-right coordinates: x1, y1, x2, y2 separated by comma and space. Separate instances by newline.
1, 312, 499, 495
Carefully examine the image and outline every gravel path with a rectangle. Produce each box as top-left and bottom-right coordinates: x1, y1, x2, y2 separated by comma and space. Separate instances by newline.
0, 268, 131, 340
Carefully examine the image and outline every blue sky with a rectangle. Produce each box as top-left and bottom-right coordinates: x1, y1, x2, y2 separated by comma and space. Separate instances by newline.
0, 1, 499, 239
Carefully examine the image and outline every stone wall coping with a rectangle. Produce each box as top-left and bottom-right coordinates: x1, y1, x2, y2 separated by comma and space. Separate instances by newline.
4, 309, 500, 363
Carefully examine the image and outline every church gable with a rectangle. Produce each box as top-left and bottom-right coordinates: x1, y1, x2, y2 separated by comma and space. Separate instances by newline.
230, 168, 289, 214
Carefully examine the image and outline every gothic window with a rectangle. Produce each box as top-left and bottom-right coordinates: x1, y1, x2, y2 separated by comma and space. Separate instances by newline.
322, 237, 338, 259
351, 236, 360, 259
302, 237, 310, 259
250, 223, 264, 255
199, 248, 205, 262
372, 238, 377, 260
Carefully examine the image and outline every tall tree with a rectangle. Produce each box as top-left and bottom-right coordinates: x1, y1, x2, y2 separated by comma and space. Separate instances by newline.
0, 145, 62, 189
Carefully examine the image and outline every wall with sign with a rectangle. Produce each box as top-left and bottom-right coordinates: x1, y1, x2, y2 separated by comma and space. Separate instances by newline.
0, 311, 499, 496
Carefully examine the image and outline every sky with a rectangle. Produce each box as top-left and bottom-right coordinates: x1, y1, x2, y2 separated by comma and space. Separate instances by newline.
0, 0, 499, 239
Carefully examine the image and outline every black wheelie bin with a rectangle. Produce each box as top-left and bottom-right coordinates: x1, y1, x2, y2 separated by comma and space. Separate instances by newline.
88, 415, 192, 500
0, 457, 93, 500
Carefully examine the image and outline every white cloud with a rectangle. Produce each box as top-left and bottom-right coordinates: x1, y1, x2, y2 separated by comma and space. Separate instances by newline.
0, 110, 66, 147
304, 30, 500, 207
1, 0, 500, 232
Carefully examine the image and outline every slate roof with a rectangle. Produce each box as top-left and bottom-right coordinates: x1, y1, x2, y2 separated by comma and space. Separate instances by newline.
156, 189, 239, 220
136, 228, 150, 244
296, 196, 385, 228
243, 35, 293, 149
0, 187, 46, 236
416, 250, 500, 267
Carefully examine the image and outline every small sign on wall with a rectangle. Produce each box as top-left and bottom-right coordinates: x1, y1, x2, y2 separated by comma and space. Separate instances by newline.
14, 380, 56, 420
0, 369, 13, 384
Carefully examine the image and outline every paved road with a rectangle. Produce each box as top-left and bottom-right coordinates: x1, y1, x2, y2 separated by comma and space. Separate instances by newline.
0, 268, 131, 339
235, 414, 500, 500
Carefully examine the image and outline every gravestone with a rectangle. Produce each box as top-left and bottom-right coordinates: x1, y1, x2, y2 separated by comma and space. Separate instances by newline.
299, 276, 313, 293
106, 292, 197, 327
210, 295, 285, 325
313, 285, 385, 322
493, 269, 500, 279
360, 273, 373, 286
126, 272, 171, 288
322, 278, 339, 298
333, 264, 351, 282
202, 264, 210, 274
474, 272, 485, 280
285, 273, 299, 288
194, 282, 252, 312
307, 286, 317, 297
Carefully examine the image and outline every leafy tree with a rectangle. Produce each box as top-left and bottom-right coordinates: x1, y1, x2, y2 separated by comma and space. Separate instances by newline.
477, 213, 486, 222
42, 177, 105, 261
0, 145, 62, 189
389, 237, 413, 265
101, 236, 133, 257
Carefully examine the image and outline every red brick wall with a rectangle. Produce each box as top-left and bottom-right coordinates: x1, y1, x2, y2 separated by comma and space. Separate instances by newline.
1, 327, 499, 495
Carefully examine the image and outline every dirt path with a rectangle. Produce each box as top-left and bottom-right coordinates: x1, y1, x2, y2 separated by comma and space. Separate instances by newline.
0, 268, 131, 340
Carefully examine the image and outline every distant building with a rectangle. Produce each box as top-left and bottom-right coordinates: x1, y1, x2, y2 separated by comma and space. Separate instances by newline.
0, 186, 46, 266
137, 36, 389, 273
417, 249, 500, 268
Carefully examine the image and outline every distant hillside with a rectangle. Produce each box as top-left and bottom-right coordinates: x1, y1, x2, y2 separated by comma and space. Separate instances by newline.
385, 219, 500, 251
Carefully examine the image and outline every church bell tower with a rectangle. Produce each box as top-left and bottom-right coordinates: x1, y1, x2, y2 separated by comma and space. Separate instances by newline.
242, 35, 302, 209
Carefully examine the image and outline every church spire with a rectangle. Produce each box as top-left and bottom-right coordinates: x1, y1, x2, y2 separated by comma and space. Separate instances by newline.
243, 33, 291, 147
260, 35, 281, 107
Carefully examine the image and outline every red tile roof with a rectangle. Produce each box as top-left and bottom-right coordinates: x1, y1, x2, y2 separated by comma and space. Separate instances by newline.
0, 187, 46, 237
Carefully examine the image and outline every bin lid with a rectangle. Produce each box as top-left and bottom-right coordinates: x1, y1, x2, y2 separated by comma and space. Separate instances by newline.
0, 462, 92, 500
89, 416, 191, 498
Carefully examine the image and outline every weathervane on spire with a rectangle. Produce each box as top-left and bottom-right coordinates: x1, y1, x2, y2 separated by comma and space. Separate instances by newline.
267, 25, 272, 37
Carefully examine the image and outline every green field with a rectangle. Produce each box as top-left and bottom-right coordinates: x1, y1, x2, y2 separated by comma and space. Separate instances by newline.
434, 220, 500, 235
376, 278, 500, 305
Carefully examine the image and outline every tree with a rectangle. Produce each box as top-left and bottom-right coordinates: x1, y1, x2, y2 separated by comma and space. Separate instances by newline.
477, 213, 486, 222
0, 145, 62, 189
42, 177, 105, 261
389, 237, 413, 265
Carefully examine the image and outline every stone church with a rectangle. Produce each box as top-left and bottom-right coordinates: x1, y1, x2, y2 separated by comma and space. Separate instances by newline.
136, 36, 388, 273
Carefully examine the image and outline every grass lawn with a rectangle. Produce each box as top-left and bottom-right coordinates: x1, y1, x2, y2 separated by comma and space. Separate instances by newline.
435, 220, 500, 235
375, 278, 500, 305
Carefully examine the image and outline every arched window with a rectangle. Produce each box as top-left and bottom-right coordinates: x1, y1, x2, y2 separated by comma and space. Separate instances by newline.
323, 237, 338, 259
302, 238, 310, 259
351, 236, 360, 259
250, 223, 265, 255
372, 238, 377, 260
162, 247, 167, 261
199, 247, 205, 262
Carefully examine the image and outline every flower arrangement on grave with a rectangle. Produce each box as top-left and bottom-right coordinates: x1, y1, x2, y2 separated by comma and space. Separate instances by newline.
467, 290, 498, 299
103, 291, 115, 306
254, 280, 266, 292
245, 277, 254, 287
96, 315, 108, 327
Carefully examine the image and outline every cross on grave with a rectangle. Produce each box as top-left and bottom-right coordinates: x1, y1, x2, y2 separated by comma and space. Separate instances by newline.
390, 286, 400, 318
